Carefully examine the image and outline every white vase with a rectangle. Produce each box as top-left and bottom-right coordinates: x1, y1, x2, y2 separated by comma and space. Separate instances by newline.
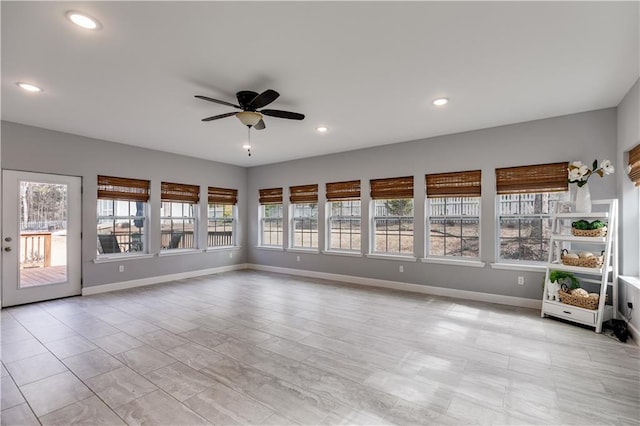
574, 183, 592, 213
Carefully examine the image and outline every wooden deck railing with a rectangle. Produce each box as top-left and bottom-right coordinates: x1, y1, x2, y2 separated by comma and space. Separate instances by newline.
108, 230, 233, 252
20, 232, 51, 269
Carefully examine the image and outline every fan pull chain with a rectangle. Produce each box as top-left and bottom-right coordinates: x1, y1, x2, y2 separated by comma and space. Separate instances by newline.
247, 126, 252, 157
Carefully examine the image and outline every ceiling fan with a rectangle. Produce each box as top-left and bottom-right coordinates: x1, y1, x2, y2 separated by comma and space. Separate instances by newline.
195, 89, 305, 130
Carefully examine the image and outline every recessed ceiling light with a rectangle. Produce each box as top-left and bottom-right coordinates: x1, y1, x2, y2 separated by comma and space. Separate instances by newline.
242, 144, 252, 150
66, 11, 100, 30
16, 82, 42, 92
433, 98, 449, 106
316, 126, 328, 133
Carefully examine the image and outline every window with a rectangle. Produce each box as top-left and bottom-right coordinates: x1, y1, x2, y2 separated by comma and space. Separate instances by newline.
628, 143, 640, 187
496, 162, 568, 262
259, 187, 283, 247
370, 176, 414, 255
290, 184, 319, 249
427, 170, 481, 258
97, 176, 149, 255
628, 144, 640, 269
326, 180, 361, 252
160, 181, 199, 250
207, 187, 237, 247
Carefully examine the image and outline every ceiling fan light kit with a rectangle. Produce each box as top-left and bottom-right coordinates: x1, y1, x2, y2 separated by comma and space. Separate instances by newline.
236, 111, 263, 127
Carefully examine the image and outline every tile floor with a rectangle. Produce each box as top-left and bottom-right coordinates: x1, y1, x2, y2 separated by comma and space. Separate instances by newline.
1, 270, 639, 425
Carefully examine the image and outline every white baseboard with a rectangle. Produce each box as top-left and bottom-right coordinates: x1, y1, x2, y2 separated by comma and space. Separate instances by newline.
82, 263, 248, 296
628, 321, 640, 346
247, 264, 542, 309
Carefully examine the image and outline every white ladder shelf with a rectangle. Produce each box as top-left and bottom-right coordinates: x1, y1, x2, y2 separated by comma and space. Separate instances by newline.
541, 199, 618, 333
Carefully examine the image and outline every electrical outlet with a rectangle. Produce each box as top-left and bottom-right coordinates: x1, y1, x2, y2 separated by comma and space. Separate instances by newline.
296, 255, 300, 262
229, 252, 233, 259
517, 276, 525, 285
118, 265, 124, 273
399, 265, 404, 273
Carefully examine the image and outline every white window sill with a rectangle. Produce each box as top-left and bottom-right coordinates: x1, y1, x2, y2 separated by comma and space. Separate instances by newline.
158, 249, 201, 257
322, 250, 363, 258
93, 253, 155, 264
205, 246, 240, 253
620, 276, 640, 291
366, 253, 417, 262
421, 257, 486, 268
256, 246, 284, 252
490, 262, 546, 272
286, 248, 320, 254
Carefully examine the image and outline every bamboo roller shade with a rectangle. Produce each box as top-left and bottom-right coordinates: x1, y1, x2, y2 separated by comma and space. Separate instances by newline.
208, 187, 238, 204
161, 181, 200, 203
496, 162, 568, 194
370, 176, 414, 199
290, 184, 318, 203
259, 187, 283, 204
629, 144, 640, 187
426, 170, 481, 198
326, 180, 361, 200
97, 175, 150, 202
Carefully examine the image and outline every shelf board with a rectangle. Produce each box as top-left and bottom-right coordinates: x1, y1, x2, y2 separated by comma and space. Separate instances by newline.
550, 235, 606, 243
554, 212, 609, 219
543, 299, 614, 311
546, 262, 604, 275
542, 299, 599, 314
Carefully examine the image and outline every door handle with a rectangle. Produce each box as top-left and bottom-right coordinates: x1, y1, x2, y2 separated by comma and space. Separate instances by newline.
4, 247, 11, 252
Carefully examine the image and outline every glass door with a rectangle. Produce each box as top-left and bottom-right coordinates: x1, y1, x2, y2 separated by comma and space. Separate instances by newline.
2, 171, 81, 306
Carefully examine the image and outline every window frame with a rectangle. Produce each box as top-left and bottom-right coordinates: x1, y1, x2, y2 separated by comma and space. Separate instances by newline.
325, 180, 361, 254
207, 203, 236, 248
326, 199, 361, 253
494, 163, 569, 265
426, 196, 481, 259
425, 170, 482, 260
160, 181, 200, 251
258, 188, 284, 248
290, 202, 319, 250
370, 198, 415, 256
289, 184, 319, 250
96, 175, 150, 258
207, 187, 238, 248
369, 176, 415, 257
259, 203, 284, 248
496, 191, 566, 264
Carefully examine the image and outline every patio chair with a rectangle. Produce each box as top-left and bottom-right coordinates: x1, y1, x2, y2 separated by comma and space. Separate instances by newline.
98, 235, 121, 254
168, 233, 182, 249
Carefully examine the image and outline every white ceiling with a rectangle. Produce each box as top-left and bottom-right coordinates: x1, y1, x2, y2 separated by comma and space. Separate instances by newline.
2, 1, 638, 167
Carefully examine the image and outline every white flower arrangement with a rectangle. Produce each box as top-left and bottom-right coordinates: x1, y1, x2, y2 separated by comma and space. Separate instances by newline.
568, 159, 615, 187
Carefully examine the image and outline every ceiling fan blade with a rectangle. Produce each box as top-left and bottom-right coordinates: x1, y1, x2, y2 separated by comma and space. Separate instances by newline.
201, 112, 237, 122
260, 109, 305, 120
249, 90, 280, 109
195, 95, 241, 109
254, 119, 266, 130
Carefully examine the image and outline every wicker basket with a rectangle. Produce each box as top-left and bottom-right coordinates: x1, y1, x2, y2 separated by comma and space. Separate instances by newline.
571, 226, 607, 237
558, 290, 600, 310
561, 250, 604, 268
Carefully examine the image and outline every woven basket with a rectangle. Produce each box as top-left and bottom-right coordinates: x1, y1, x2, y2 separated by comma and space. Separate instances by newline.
571, 226, 607, 237
558, 290, 599, 310
561, 250, 604, 268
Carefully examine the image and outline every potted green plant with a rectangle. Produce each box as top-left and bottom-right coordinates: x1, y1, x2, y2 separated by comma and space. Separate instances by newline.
545, 270, 580, 301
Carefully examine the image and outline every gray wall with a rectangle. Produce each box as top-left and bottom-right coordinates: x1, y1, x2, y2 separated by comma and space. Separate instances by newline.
616, 78, 640, 331
1, 121, 247, 288
247, 109, 618, 300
